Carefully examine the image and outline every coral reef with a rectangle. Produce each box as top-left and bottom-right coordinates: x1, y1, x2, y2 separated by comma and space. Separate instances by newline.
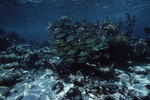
125, 11, 136, 37
0, 24, 150, 99
0, 28, 26, 51
0, 16, 150, 100
8, 31, 26, 44
46, 16, 150, 66
102, 22, 120, 36
130, 39, 149, 60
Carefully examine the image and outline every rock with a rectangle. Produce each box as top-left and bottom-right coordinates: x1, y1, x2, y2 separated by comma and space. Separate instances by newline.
64, 87, 82, 100
144, 25, 150, 35
52, 82, 64, 94
145, 84, 150, 90
0, 62, 19, 69
133, 66, 147, 74
132, 84, 149, 98
109, 34, 129, 60
0, 31, 10, 51
146, 74, 150, 79
15, 95, 24, 100
130, 40, 148, 59
146, 35, 150, 47
0, 24, 150, 100
104, 95, 116, 100
0, 86, 10, 96
132, 97, 142, 100
8, 31, 26, 44
26, 52, 40, 69
21, 93, 38, 100
118, 72, 130, 87
4, 64, 150, 100
0, 54, 19, 64
0, 69, 23, 86
73, 78, 85, 87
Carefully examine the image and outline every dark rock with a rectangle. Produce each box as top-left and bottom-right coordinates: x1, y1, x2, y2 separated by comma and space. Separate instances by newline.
64, 87, 83, 100
143, 93, 150, 100
104, 95, 116, 100
146, 35, 150, 47
132, 97, 142, 100
0, 86, 10, 96
0, 69, 23, 86
0, 33, 10, 51
0, 62, 19, 69
0, 54, 19, 64
0, 28, 6, 34
8, 31, 26, 44
21, 94, 38, 100
109, 34, 129, 60
15, 44, 33, 55
44, 74, 51, 79
15, 95, 24, 100
63, 77, 71, 83
101, 83, 109, 95
145, 84, 150, 90
52, 82, 64, 94
144, 25, 150, 35
73, 78, 85, 87
108, 84, 118, 94
87, 86, 101, 96
39, 40, 51, 48
26, 52, 40, 69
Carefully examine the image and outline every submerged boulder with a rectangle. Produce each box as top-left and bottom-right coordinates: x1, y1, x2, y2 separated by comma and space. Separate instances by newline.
109, 34, 129, 60
64, 88, 82, 100
146, 35, 150, 47
0, 29, 10, 51
144, 25, 150, 35
0, 86, 10, 97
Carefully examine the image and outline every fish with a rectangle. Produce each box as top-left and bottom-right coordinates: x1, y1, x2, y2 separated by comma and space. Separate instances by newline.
79, 51, 89, 56
92, 55, 101, 59
59, 42, 67, 46
76, 27, 85, 33
64, 58, 76, 62
92, 46, 99, 51
55, 39, 64, 44
78, 57, 87, 63
56, 33, 66, 38
85, 37, 96, 43
53, 28, 62, 34
47, 16, 107, 64
86, 42, 96, 47
66, 35, 75, 42
67, 49, 77, 55
64, 45, 72, 50
50, 49, 59, 55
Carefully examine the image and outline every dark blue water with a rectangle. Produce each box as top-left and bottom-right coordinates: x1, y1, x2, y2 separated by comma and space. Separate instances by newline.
0, 0, 150, 41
